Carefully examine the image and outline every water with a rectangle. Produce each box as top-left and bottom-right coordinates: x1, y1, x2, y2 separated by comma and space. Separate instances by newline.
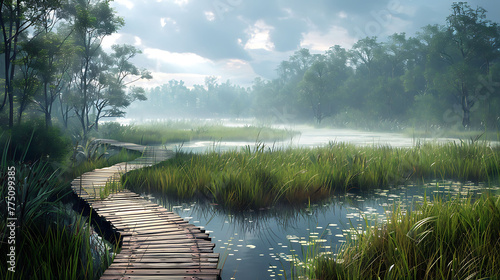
143, 181, 499, 280
161, 125, 465, 154
110, 118, 498, 278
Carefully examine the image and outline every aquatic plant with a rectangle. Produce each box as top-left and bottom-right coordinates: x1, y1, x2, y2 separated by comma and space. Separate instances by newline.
303, 194, 500, 279
124, 141, 500, 212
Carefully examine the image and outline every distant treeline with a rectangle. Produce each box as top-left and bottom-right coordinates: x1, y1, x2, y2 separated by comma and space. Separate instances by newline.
130, 3, 500, 130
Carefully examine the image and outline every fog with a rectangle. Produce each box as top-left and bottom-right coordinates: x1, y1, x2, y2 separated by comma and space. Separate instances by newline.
117, 0, 500, 136
2, 1, 500, 280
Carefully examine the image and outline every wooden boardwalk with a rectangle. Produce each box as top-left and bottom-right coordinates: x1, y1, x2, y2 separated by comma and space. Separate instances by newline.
71, 140, 221, 280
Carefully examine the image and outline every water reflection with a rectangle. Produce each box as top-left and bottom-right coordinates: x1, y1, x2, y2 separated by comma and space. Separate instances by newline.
140, 181, 499, 280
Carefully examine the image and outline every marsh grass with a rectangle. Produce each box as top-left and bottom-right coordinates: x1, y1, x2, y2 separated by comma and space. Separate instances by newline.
0, 135, 117, 279
124, 141, 500, 211
1, 208, 117, 280
405, 127, 500, 142
305, 194, 500, 280
66, 147, 142, 180
100, 175, 126, 199
100, 121, 297, 145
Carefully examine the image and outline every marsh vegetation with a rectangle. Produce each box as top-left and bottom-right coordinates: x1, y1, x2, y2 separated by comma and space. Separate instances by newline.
124, 141, 500, 211
302, 195, 500, 280
1, 0, 500, 279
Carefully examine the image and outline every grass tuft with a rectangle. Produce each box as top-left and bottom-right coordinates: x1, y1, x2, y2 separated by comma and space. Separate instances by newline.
124, 141, 500, 212
306, 195, 500, 279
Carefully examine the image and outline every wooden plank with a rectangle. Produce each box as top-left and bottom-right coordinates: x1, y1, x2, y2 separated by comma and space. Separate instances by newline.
102, 268, 221, 276
112, 257, 218, 263
100, 275, 219, 280
121, 235, 210, 243
113, 253, 219, 259
117, 248, 211, 254
108, 263, 218, 269
107, 215, 185, 224
70, 140, 219, 280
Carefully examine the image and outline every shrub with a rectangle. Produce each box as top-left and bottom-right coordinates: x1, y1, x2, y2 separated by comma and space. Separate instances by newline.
5, 119, 71, 162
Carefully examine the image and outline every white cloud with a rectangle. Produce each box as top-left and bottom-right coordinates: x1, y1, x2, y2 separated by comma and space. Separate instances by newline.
115, 0, 134, 9
173, 0, 189, 6
244, 20, 275, 51
205, 11, 216, 21
160, 17, 179, 31
133, 36, 142, 46
157, 0, 189, 6
143, 48, 213, 68
101, 33, 123, 52
301, 25, 357, 51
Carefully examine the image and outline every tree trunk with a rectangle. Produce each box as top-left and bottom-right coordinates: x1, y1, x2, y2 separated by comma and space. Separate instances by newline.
461, 84, 473, 128
45, 110, 52, 128
43, 83, 53, 128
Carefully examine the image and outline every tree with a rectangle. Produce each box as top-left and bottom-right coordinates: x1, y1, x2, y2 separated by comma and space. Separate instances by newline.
0, 0, 63, 128
299, 55, 333, 124
349, 37, 382, 78
28, 29, 76, 128
14, 38, 41, 124
92, 44, 150, 130
65, 0, 124, 137
431, 3, 500, 127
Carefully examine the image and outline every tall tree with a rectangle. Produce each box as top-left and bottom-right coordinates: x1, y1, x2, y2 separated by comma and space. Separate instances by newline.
0, 0, 63, 128
65, 0, 124, 137
29, 29, 76, 128
299, 55, 332, 124
432, 3, 500, 127
92, 44, 150, 130
349, 37, 382, 78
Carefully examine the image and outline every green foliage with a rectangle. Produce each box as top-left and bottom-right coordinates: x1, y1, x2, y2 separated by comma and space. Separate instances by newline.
124, 142, 500, 212
66, 144, 141, 179
0, 137, 69, 229
407, 94, 444, 128
0, 131, 116, 280
3, 119, 71, 162
128, 77, 251, 119
0, 207, 116, 280
304, 195, 500, 279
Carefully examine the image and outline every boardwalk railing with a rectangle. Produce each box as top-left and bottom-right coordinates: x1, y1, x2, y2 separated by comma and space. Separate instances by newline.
70, 139, 221, 280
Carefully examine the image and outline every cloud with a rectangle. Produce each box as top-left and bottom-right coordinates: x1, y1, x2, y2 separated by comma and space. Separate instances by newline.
244, 20, 275, 51
109, 0, 500, 86
301, 25, 357, 52
143, 48, 213, 70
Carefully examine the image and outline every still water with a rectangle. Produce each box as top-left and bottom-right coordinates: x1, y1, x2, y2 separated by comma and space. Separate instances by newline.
142, 181, 498, 280
116, 119, 496, 279
162, 124, 465, 153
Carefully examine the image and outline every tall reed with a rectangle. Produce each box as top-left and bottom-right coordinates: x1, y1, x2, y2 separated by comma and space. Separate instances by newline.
0, 135, 117, 279
124, 141, 500, 211
306, 194, 500, 279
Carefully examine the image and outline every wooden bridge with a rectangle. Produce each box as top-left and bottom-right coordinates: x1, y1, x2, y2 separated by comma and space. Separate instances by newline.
71, 140, 221, 280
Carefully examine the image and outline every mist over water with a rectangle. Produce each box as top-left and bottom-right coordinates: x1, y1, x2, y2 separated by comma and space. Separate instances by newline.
111, 117, 470, 154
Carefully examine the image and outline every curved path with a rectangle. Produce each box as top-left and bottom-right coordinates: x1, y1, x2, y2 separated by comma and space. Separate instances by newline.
71, 140, 221, 280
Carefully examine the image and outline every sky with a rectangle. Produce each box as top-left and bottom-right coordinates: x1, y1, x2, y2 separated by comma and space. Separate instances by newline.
103, 0, 500, 89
